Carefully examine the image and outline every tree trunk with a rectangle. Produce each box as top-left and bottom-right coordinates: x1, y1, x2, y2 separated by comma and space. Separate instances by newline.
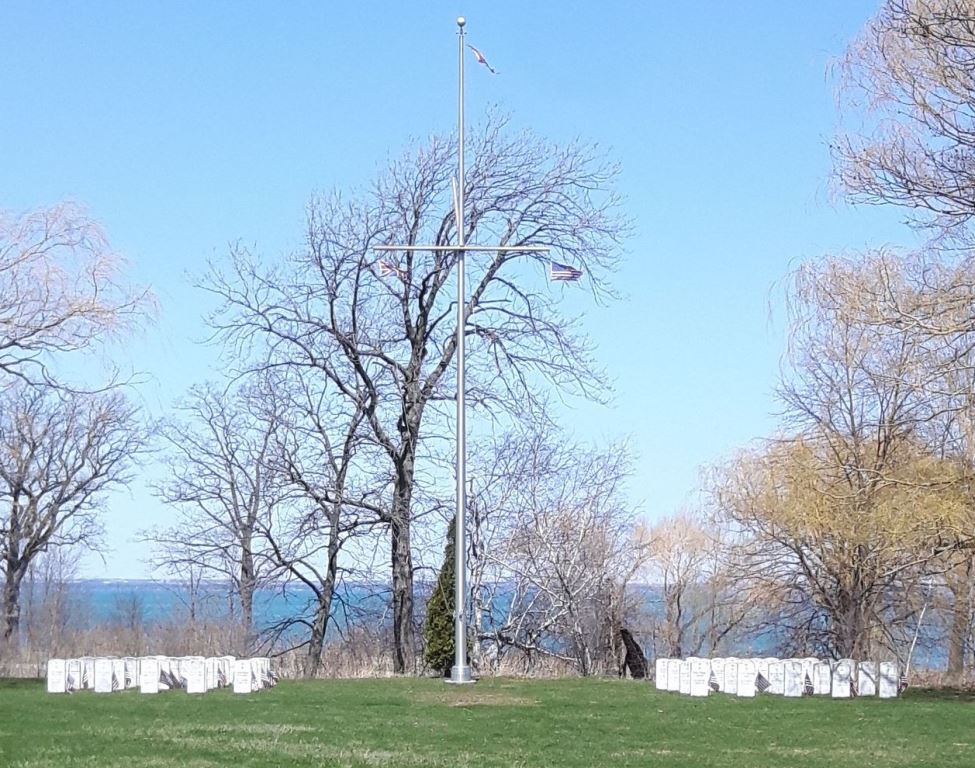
239, 541, 256, 653
304, 516, 341, 678
947, 559, 974, 680
1, 565, 24, 645
390, 510, 415, 674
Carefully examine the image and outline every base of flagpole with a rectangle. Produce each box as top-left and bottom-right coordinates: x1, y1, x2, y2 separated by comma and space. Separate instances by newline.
446, 665, 475, 684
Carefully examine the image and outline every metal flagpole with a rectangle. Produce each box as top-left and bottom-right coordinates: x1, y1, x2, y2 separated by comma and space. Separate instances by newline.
375, 17, 548, 684
451, 14, 472, 685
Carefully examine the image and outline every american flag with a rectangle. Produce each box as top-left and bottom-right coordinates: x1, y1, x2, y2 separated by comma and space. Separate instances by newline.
899, 673, 909, 693
803, 672, 814, 696
112, 674, 120, 692
468, 45, 498, 74
377, 259, 407, 281
708, 669, 720, 692
756, 673, 771, 693
550, 261, 583, 282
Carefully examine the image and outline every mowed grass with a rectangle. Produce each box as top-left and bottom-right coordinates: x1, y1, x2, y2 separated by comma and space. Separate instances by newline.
1, 678, 973, 768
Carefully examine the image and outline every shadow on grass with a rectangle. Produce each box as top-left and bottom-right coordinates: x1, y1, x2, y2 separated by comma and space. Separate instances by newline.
902, 687, 975, 703
0, 678, 42, 691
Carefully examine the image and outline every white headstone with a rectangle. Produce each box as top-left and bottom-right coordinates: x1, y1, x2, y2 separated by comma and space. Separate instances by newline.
66, 659, 81, 692
123, 657, 139, 689
832, 659, 853, 698
689, 658, 710, 697
879, 661, 898, 699
666, 659, 681, 692
111, 659, 125, 691
756, 658, 771, 692
185, 657, 206, 694
221, 656, 235, 688
654, 658, 668, 691
710, 658, 725, 692
94, 658, 114, 693
81, 656, 95, 689
139, 657, 160, 694
858, 661, 878, 697
783, 659, 803, 697
205, 658, 218, 691
813, 661, 831, 695
723, 658, 739, 695
233, 658, 253, 694
47, 659, 67, 693
736, 659, 757, 697
768, 660, 785, 695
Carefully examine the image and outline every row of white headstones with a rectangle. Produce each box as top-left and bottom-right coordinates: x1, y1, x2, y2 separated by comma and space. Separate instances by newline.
45, 656, 276, 695
654, 657, 900, 699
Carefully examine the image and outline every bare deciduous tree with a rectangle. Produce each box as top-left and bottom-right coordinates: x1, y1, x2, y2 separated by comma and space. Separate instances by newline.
205, 114, 627, 672
0, 385, 144, 645
468, 422, 641, 676
0, 203, 149, 389
149, 382, 281, 652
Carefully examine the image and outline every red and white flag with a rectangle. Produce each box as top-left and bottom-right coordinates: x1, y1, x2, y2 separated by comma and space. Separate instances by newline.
468, 45, 498, 74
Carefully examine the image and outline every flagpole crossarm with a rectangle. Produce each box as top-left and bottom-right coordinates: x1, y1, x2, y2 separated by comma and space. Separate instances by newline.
374, 244, 549, 253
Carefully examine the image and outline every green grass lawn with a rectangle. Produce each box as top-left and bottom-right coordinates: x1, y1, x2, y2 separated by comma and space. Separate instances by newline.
0, 677, 973, 767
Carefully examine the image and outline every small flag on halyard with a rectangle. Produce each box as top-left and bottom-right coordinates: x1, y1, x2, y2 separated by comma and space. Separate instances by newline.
468, 45, 498, 74
377, 259, 407, 280
549, 260, 583, 282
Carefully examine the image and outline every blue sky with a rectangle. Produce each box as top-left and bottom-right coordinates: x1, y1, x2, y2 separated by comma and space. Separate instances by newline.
1, 1, 907, 578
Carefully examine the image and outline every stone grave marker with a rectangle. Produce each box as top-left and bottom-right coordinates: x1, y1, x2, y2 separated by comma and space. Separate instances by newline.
736, 659, 757, 697
233, 658, 253, 694
813, 661, 831, 695
666, 659, 681, 692
710, 658, 725, 693
94, 658, 114, 693
832, 659, 854, 698
783, 659, 803, 697
768, 659, 785, 694
879, 661, 898, 699
689, 658, 710, 697
47, 659, 67, 694
185, 657, 206, 694
205, 658, 218, 691
723, 658, 739, 695
139, 657, 160, 694
221, 656, 235, 688
123, 657, 139, 689
66, 659, 81, 692
81, 656, 95, 689
654, 658, 668, 691
111, 659, 125, 691
858, 661, 878, 697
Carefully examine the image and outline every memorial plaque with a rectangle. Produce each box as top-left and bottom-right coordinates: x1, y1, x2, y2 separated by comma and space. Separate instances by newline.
879, 661, 898, 699
233, 658, 253, 694
832, 659, 853, 698
858, 661, 878, 697
813, 661, 831, 695
736, 659, 757, 697
654, 658, 668, 691
94, 658, 114, 693
666, 659, 681, 692
710, 658, 725, 692
677, 660, 691, 695
783, 660, 803, 697
47, 659, 67, 694
689, 658, 710, 697
185, 657, 206, 694
723, 658, 739, 695
768, 660, 785, 694
139, 658, 160, 694
66, 659, 81, 692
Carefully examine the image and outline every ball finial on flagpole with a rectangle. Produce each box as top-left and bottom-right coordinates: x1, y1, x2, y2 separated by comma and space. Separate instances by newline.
457, 16, 466, 28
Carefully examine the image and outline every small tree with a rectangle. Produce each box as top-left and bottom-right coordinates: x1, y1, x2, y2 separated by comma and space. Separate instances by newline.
424, 517, 457, 676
